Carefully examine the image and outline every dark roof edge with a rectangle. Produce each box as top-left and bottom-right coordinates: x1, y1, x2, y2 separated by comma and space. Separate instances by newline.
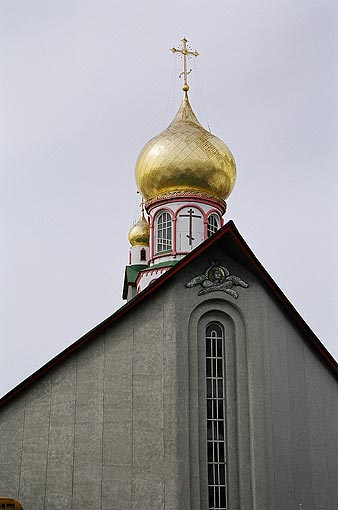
227, 222, 338, 377
1, 228, 219, 406
1, 221, 337, 406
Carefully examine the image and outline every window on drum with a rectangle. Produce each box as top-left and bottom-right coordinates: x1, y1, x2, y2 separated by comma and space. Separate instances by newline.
156, 211, 172, 253
207, 214, 219, 237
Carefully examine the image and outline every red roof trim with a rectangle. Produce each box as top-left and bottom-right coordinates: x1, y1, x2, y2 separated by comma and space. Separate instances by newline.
1, 221, 337, 406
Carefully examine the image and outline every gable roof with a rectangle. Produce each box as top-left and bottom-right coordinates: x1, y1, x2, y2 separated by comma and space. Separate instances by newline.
1, 220, 337, 406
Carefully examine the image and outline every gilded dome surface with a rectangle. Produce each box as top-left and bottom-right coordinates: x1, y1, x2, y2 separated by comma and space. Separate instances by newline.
135, 94, 236, 203
128, 213, 150, 246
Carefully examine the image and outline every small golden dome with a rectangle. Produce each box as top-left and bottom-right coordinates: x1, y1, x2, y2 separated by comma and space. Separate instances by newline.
135, 94, 236, 203
128, 213, 150, 246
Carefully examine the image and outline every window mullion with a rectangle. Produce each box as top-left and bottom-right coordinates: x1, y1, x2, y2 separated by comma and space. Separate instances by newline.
206, 323, 226, 510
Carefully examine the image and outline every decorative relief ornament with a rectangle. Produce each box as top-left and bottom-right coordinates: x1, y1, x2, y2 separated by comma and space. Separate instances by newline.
185, 262, 249, 298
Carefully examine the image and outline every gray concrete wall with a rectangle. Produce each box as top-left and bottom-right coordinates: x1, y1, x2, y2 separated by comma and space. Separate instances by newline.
174, 247, 338, 510
0, 289, 181, 510
0, 247, 337, 510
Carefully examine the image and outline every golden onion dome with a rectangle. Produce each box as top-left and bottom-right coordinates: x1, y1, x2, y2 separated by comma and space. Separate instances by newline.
135, 93, 236, 203
128, 213, 150, 247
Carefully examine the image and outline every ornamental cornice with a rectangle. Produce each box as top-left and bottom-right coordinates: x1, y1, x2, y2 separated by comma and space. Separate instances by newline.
145, 191, 227, 214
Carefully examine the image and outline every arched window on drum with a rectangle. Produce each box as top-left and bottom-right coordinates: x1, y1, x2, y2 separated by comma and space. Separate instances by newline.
155, 211, 172, 253
207, 214, 220, 237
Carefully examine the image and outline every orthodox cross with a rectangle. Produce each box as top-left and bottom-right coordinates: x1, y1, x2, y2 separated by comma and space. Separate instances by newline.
179, 208, 202, 246
170, 37, 199, 92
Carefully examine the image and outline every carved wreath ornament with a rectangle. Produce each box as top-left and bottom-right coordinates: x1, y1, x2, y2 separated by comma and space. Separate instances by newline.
185, 262, 249, 298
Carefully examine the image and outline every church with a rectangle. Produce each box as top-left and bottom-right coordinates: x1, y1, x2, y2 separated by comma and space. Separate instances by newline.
1, 38, 337, 510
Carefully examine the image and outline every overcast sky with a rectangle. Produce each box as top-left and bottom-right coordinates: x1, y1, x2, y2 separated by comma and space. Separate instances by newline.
1, 0, 337, 397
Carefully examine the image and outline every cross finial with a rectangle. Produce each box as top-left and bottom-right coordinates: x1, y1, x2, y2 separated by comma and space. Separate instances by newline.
170, 37, 199, 94
137, 191, 145, 216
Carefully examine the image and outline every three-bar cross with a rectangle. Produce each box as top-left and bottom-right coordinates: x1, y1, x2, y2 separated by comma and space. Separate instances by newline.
170, 37, 199, 92
179, 208, 202, 246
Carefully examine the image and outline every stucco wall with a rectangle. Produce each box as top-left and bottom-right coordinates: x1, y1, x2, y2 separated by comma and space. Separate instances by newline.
177, 247, 338, 510
0, 247, 337, 510
0, 292, 179, 510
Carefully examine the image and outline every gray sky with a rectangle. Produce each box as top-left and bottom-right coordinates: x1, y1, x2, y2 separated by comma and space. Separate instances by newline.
1, 0, 338, 397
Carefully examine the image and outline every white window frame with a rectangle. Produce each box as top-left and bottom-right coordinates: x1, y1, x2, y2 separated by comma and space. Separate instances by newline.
207, 214, 220, 237
155, 211, 172, 253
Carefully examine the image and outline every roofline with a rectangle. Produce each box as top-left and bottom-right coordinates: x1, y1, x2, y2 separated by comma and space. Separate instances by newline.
1, 221, 337, 406
227, 223, 338, 376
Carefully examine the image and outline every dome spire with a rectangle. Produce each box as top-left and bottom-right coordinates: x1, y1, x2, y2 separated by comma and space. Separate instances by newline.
169, 92, 202, 127
170, 37, 199, 95
124, 38, 237, 299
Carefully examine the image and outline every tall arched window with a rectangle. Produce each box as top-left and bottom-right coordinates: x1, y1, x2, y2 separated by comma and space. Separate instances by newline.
206, 322, 227, 510
155, 211, 172, 253
207, 214, 220, 237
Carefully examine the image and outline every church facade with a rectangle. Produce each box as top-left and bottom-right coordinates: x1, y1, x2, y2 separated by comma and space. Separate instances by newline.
1, 39, 337, 510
